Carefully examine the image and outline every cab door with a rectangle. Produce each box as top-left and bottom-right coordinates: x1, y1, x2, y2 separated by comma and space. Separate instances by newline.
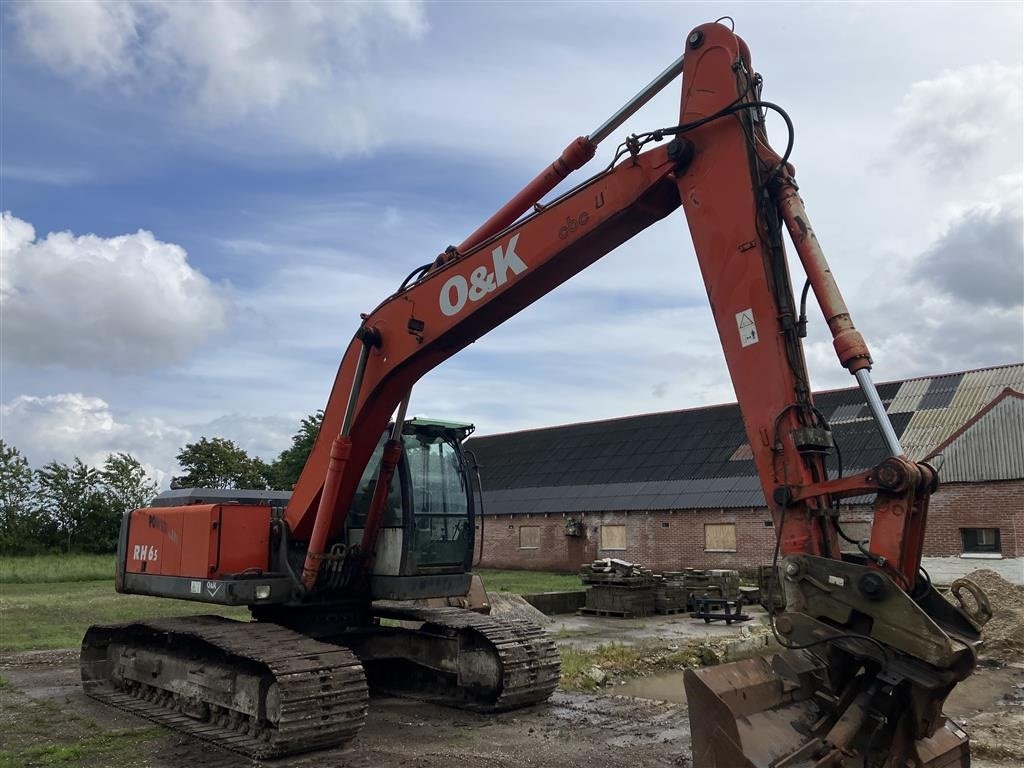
402, 432, 473, 572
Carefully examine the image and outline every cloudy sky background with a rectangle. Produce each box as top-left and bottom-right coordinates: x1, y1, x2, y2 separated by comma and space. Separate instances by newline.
2, 1, 1022, 485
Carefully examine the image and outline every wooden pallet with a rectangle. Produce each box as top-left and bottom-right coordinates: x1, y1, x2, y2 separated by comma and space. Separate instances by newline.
578, 607, 649, 618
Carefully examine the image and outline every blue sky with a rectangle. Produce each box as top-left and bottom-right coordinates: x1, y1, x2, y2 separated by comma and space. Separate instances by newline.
2, 1, 1022, 484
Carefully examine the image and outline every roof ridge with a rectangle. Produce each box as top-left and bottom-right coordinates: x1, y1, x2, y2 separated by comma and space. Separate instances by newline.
472, 362, 1023, 440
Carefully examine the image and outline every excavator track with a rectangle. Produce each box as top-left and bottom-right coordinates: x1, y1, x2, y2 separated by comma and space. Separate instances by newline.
367, 605, 560, 711
81, 615, 367, 760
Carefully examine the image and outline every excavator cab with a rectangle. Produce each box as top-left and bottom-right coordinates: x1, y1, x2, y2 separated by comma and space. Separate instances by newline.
345, 417, 478, 592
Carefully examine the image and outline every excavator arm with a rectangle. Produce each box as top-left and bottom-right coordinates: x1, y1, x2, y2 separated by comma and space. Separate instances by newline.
283, 21, 986, 767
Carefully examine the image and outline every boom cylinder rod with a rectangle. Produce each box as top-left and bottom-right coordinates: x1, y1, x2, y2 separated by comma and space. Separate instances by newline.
456, 55, 685, 255
390, 393, 411, 441
588, 54, 685, 144
856, 369, 904, 457
774, 181, 904, 457
340, 342, 372, 437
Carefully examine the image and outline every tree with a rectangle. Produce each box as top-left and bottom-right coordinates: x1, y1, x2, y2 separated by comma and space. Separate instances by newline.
0, 441, 34, 513
267, 411, 324, 490
74, 453, 160, 552
101, 453, 158, 516
0, 446, 157, 554
36, 458, 103, 553
0, 441, 55, 554
175, 437, 269, 490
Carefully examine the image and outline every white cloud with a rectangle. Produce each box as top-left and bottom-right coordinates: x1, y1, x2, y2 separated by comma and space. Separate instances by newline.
4, 4, 1022, 458
1, 212, 229, 371
0, 393, 188, 484
11, 0, 138, 83
144, 2, 425, 120
9, 0, 427, 156
912, 203, 1023, 308
802, 185, 1024, 389
893, 62, 1023, 177
187, 413, 300, 462
0, 392, 303, 485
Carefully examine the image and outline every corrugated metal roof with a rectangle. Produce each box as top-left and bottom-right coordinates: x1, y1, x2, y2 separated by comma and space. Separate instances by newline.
888, 377, 929, 414
468, 363, 1024, 514
480, 476, 766, 515
926, 390, 1024, 482
900, 365, 1024, 460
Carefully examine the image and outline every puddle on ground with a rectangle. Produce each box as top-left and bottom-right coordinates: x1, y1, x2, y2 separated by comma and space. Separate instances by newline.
614, 670, 689, 704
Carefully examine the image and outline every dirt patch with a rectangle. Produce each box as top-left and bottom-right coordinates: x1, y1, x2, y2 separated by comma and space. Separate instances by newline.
1, 651, 692, 768
952, 569, 1024, 661
3, 635, 1022, 768
0, 648, 78, 669
968, 708, 1024, 763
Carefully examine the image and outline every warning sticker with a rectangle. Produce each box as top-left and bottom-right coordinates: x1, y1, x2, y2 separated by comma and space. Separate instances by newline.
736, 308, 758, 347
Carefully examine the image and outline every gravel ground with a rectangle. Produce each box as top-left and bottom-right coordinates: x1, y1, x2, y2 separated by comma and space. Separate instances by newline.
0, 650, 692, 768
1, 641, 1021, 768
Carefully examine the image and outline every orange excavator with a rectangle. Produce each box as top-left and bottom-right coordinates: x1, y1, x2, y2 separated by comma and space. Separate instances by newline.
81, 20, 990, 767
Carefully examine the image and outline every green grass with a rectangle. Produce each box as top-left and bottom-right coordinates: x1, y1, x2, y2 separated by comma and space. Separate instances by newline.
0, 560, 577, 650
0, 729, 163, 768
0, 554, 115, 584
476, 569, 580, 595
558, 642, 701, 691
0, 559, 582, 594
0, 675, 162, 767
0, 580, 248, 651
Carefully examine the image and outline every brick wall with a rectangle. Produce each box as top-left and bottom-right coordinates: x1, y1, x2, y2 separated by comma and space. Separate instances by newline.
476, 507, 873, 573
923, 479, 1023, 557
475, 479, 1023, 573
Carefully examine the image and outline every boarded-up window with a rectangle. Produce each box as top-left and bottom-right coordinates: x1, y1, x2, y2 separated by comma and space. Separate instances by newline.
704, 523, 737, 552
519, 526, 540, 549
601, 525, 627, 550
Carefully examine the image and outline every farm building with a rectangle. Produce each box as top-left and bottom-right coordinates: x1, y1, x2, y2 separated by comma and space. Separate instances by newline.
466, 363, 1024, 584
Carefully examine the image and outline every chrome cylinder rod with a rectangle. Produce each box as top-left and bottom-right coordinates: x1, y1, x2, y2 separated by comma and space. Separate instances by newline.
588, 54, 685, 145
390, 393, 411, 441
855, 368, 903, 457
340, 342, 371, 437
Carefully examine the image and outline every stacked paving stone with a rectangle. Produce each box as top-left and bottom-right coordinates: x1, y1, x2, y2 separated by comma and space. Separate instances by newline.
682, 568, 741, 602
578, 560, 742, 618
579, 558, 656, 617
653, 572, 689, 614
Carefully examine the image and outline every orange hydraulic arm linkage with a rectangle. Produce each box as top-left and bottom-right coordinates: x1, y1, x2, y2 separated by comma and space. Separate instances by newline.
286, 22, 926, 596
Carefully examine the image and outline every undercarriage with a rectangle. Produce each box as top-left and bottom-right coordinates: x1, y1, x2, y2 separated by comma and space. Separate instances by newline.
81, 606, 558, 760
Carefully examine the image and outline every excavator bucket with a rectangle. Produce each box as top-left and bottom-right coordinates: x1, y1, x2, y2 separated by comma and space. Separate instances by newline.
684, 650, 971, 768
685, 650, 824, 768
